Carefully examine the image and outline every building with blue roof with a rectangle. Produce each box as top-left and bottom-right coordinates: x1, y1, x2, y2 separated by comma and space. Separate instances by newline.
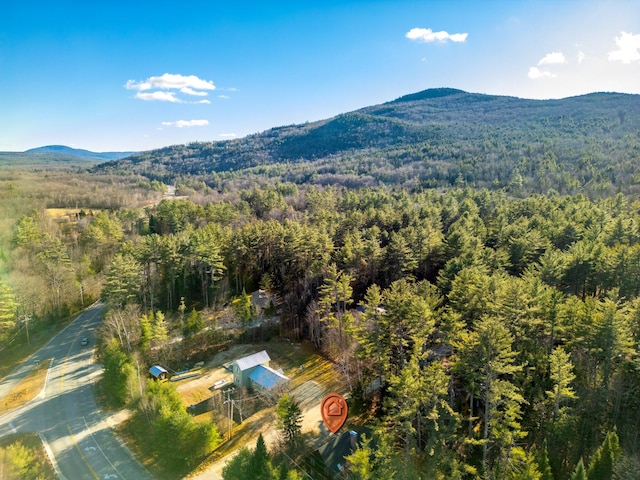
149, 365, 168, 381
248, 364, 290, 392
231, 350, 290, 391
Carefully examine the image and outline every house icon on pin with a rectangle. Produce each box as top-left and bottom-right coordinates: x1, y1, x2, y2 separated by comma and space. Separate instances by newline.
321, 393, 348, 433
325, 398, 344, 416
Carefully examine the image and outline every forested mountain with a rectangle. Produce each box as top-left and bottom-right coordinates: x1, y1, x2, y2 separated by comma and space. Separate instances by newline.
6, 88, 640, 479
96, 88, 640, 196
25, 145, 135, 161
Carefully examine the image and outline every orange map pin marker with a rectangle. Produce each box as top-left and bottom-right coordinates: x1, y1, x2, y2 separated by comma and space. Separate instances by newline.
320, 393, 348, 433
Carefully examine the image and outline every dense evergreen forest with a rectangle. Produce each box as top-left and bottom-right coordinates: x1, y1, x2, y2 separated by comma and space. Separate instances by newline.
3, 88, 640, 478
5, 177, 640, 478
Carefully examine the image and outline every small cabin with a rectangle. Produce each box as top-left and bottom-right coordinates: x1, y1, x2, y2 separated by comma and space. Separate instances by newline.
149, 365, 169, 381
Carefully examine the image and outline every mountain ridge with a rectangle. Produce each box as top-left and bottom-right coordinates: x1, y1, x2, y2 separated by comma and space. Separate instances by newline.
93, 88, 640, 196
25, 145, 135, 161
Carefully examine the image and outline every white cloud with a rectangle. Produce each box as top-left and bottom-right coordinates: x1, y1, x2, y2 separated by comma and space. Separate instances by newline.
219, 133, 237, 138
528, 52, 565, 80
126, 73, 215, 102
406, 27, 468, 43
126, 73, 215, 91
608, 31, 640, 64
539, 51, 566, 65
161, 119, 209, 128
528, 67, 556, 79
218, 94, 230, 99
577, 51, 586, 64
136, 91, 182, 103
181, 87, 209, 96
195, 99, 211, 104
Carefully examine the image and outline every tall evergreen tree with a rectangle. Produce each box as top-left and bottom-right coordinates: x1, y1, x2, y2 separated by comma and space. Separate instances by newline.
276, 393, 303, 452
587, 431, 621, 480
454, 316, 525, 474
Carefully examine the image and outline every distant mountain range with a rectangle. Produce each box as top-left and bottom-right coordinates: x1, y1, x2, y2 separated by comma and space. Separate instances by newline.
24, 145, 135, 161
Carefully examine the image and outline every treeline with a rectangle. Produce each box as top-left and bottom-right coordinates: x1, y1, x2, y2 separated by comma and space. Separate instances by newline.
0, 169, 160, 345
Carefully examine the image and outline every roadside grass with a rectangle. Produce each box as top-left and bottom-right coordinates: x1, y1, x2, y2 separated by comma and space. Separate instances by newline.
0, 432, 56, 480
0, 332, 48, 382
0, 359, 51, 415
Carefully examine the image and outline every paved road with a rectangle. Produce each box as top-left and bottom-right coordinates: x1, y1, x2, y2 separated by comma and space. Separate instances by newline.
0, 302, 154, 480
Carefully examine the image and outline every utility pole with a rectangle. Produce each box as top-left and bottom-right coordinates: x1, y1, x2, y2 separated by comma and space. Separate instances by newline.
22, 314, 31, 345
223, 387, 235, 441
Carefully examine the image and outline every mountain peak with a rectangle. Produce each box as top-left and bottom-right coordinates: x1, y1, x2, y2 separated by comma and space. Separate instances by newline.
392, 88, 466, 103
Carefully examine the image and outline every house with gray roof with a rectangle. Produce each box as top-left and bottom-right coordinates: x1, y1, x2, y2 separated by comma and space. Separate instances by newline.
230, 350, 289, 391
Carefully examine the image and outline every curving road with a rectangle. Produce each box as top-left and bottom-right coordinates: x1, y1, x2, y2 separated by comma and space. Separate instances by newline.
0, 302, 154, 480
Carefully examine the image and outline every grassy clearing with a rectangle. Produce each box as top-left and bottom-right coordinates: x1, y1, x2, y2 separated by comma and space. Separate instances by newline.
0, 432, 56, 480
185, 341, 341, 474
114, 341, 341, 479
0, 359, 51, 415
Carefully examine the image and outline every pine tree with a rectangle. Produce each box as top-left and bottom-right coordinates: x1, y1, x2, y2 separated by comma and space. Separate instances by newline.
546, 346, 577, 420
0, 280, 18, 339
571, 458, 587, 480
587, 431, 621, 480
276, 393, 302, 451
251, 434, 275, 480
345, 434, 374, 480
454, 316, 525, 473
535, 441, 554, 480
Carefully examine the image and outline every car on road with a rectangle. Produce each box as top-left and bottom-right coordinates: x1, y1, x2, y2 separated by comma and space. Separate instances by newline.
80, 337, 89, 346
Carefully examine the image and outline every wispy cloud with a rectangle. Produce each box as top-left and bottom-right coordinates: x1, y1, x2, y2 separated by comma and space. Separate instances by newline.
181, 87, 209, 96
219, 133, 237, 139
136, 91, 181, 103
528, 67, 556, 79
126, 73, 215, 102
608, 31, 640, 64
161, 119, 209, 128
539, 51, 566, 65
406, 27, 468, 43
577, 51, 586, 64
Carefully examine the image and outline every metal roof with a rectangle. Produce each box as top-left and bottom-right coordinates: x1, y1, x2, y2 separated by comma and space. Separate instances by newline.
149, 365, 168, 377
234, 350, 271, 371
248, 364, 289, 390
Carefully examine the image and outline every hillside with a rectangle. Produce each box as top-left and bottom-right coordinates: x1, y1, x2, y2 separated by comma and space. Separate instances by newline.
0, 151, 102, 168
94, 88, 640, 196
0, 145, 135, 168
25, 145, 135, 161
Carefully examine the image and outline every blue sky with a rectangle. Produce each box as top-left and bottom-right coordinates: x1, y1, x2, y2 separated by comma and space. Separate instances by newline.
2, 0, 639, 152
